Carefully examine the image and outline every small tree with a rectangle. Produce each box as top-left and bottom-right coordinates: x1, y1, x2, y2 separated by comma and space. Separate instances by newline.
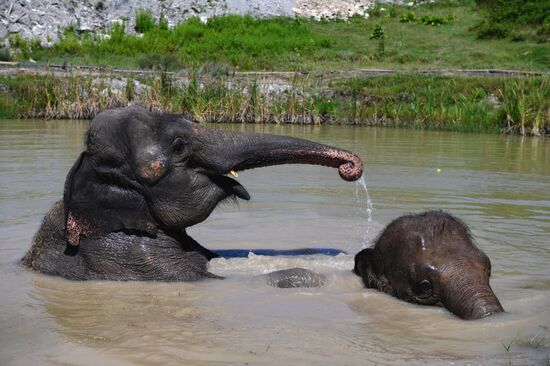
370, 24, 385, 56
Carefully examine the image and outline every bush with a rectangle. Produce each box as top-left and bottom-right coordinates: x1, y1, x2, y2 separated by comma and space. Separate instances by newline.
368, 5, 383, 18
474, 0, 549, 26
370, 24, 385, 56
55, 32, 82, 54
0, 47, 11, 61
536, 18, 550, 43
474, 21, 509, 39
400, 12, 416, 23
419, 14, 452, 26
8, 34, 31, 59
159, 11, 169, 30
370, 24, 385, 40
135, 9, 155, 33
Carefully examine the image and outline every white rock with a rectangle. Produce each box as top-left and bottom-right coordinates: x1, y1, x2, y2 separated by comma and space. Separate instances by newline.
0, 0, 379, 46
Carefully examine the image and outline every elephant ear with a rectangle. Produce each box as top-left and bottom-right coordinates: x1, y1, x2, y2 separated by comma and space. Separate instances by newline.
353, 248, 381, 288
63, 152, 158, 253
353, 248, 374, 277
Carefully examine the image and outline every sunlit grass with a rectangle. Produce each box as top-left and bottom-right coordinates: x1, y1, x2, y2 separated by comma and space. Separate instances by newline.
12, 2, 549, 72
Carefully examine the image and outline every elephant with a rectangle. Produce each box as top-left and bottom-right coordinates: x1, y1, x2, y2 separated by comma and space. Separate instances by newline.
22, 105, 363, 281
353, 211, 504, 320
264, 267, 326, 288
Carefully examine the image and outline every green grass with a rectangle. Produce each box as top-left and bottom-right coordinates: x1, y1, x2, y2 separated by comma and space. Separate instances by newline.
12, 2, 549, 72
25, 15, 332, 71
2, 73, 548, 135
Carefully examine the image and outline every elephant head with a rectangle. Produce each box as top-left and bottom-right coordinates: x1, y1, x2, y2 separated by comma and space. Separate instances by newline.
62, 105, 363, 257
353, 211, 504, 320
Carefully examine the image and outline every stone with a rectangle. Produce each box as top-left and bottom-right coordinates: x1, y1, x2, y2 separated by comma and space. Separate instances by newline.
8, 23, 22, 33
1, 0, 380, 47
0, 24, 8, 39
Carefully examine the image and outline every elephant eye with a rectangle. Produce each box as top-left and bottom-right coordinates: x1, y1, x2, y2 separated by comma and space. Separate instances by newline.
418, 279, 432, 295
172, 137, 187, 154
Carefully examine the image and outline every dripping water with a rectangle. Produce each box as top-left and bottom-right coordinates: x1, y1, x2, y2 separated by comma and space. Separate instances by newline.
355, 175, 373, 249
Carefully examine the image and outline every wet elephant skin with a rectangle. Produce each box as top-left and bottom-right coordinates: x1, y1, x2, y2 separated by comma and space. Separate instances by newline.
354, 211, 504, 320
22, 105, 363, 281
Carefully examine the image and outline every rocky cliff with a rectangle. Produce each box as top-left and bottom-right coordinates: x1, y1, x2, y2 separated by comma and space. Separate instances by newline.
1, 0, 373, 46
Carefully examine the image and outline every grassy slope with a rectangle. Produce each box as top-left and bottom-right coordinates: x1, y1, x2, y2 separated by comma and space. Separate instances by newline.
307, 4, 549, 71
19, 2, 549, 72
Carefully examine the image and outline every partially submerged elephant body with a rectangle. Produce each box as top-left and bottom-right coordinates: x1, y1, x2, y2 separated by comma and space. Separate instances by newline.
354, 211, 504, 320
23, 105, 363, 281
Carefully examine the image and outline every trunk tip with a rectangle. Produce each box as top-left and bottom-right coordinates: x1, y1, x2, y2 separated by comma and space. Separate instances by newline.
338, 153, 364, 181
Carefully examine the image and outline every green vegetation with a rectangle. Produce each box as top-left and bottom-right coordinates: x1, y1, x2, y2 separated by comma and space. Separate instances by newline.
473, 0, 550, 42
8, 1, 549, 71
2, 1, 549, 135
0, 47, 10, 61
16, 15, 331, 71
1, 73, 548, 135
370, 24, 385, 56
329, 75, 549, 134
134, 9, 156, 33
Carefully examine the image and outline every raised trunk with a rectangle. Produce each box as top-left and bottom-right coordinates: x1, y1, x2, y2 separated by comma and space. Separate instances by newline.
191, 126, 363, 181
441, 271, 504, 320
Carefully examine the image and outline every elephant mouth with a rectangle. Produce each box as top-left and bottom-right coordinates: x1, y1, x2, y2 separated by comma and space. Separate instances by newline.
210, 174, 251, 201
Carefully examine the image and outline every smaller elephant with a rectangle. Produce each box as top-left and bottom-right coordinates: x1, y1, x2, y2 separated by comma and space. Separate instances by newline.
354, 211, 504, 320
264, 268, 326, 288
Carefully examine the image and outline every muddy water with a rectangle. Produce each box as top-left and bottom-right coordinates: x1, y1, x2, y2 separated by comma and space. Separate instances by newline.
1, 120, 549, 366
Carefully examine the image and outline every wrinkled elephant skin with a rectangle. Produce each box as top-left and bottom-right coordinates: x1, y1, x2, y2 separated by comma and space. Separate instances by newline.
23, 105, 363, 281
354, 211, 504, 320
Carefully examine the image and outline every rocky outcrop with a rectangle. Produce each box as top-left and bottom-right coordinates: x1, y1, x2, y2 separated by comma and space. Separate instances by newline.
293, 0, 371, 21
0, 0, 374, 47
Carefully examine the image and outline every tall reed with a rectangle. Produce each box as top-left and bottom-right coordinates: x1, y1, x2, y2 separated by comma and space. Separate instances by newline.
1, 73, 548, 136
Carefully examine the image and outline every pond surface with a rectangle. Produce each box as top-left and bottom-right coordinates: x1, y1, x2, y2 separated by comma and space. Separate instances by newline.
1, 120, 550, 365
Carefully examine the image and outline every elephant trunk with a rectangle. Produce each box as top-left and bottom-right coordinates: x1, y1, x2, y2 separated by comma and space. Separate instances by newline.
191, 125, 363, 181
440, 268, 504, 320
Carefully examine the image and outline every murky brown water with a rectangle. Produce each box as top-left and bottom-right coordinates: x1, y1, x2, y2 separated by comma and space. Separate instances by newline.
1, 120, 550, 366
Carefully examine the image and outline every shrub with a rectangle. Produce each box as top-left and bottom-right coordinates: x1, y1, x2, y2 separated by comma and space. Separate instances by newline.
370, 24, 385, 40
474, 0, 549, 26
55, 32, 81, 54
536, 18, 550, 43
474, 21, 509, 39
474, 0, 549, 41
368, 5, 383, 18
135, 9, 155, 33
370, 24, 385, 56
0, 47, 11, 61
400, 12, 416, 23
159, 11, 169, 30
419, 15, 451, 26
137, 54, 158, 69
8, 34, 31, 59
510, 33, 526, 42
30, 38, 42, 52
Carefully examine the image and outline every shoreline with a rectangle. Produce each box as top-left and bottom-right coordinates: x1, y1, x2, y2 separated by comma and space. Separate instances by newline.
1, 65, 548, 136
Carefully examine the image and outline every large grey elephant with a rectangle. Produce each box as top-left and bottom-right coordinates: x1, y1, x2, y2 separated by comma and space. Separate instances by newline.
353, 211, 504, 320
23, 105, 363, 281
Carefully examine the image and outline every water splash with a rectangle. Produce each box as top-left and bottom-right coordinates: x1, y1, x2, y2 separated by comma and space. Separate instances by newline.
355, 175, 373, 249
